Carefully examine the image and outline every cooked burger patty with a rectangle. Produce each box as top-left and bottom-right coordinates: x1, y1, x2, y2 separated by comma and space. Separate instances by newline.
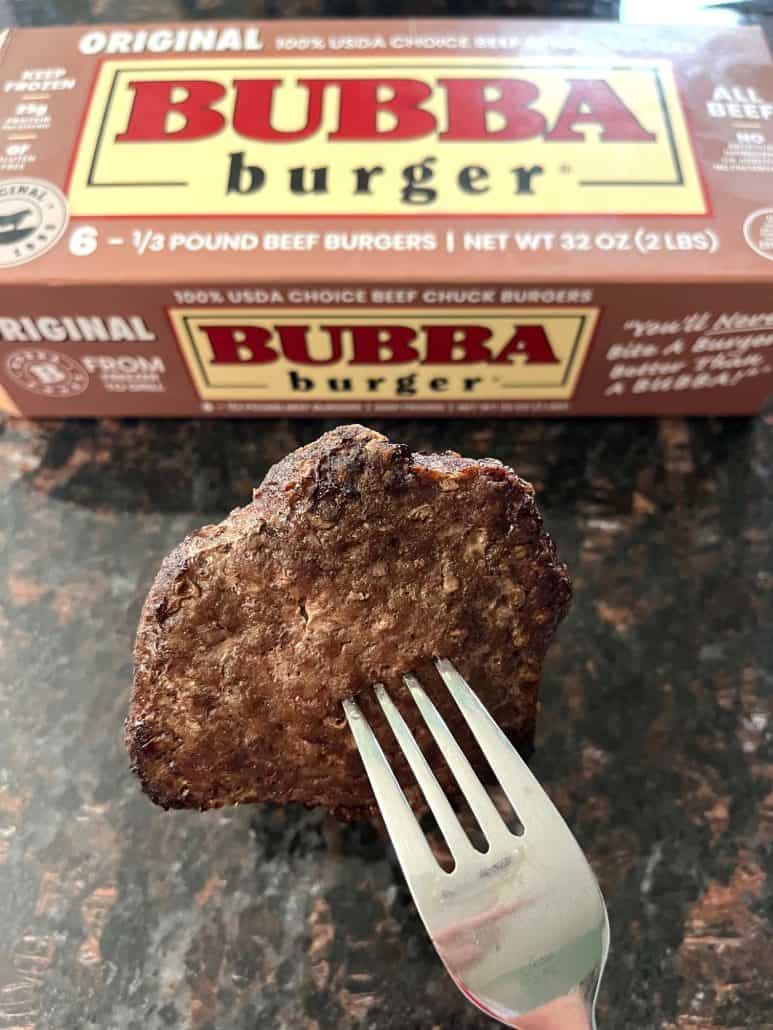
127, 425, 571, 818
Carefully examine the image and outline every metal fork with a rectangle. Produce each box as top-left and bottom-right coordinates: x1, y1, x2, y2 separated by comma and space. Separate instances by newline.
343, 659, 610, 1030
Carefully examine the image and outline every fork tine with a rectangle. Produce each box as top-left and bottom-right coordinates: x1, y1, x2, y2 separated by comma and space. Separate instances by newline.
403, 674, 513, 846
375, 684, 474, 861
342, 698, 441, 882
435, 659, 566, 833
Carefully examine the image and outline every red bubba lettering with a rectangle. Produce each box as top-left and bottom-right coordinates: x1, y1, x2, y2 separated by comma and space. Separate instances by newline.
117, 81, 226, 141
202, 323, 560, 365
490, 325, 560, 364
424, 325, 494, 362
546, 79, 656, 142
280, 325, 339, 363
232, 80, 326, 142
336, 325, 419, 363
203, 325, 277, 363
329, 79, 436, 140
117, 76, 655, 144
441, 79, 545, 140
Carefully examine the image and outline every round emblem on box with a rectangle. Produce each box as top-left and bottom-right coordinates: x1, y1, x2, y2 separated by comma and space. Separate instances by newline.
5, 348, 89, 398
743, 207, 773, 262
0, 178, 68, 267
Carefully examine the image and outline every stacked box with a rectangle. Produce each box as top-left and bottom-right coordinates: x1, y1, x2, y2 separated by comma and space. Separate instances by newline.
0, 19, 771, 416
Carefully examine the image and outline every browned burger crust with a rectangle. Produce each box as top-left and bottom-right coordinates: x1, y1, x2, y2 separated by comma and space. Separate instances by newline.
127, 425, 571, 818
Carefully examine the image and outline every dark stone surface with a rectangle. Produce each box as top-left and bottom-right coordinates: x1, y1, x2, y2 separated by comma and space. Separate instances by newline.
0, 414, 771, 1030
7, 0, 622, 29
1, 4, 772, 1028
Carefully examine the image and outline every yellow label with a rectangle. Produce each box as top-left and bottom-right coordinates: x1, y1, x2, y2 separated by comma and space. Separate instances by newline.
170, 306, 599, 402
68, 57, 705, 216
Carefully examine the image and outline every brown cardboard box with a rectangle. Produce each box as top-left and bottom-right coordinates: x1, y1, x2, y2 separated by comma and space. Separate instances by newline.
0, 18, 772, 417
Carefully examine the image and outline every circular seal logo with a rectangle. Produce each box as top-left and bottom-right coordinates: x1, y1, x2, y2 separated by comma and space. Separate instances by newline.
0, 178, 68, 267
5, 348, 89, 398
743, 207, 773, 262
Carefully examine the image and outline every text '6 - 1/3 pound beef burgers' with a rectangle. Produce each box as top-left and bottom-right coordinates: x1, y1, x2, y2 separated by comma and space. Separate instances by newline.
127, 425, 571, 819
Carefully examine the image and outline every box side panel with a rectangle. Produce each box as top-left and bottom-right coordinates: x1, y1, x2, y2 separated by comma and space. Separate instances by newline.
571, 282, 773, 415
0, 285, 201, 416
0, 282, 770, 417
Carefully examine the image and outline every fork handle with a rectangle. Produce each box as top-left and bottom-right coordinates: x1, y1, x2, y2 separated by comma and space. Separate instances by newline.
504, 991, 595, 1030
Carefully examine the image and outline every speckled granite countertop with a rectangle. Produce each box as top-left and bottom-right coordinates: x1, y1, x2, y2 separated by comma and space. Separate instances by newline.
1, 414, 771, 1030
1, 5, 773, 1030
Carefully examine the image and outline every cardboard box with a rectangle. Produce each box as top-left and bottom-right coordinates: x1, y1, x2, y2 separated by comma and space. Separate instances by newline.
0, 18, 772, 417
